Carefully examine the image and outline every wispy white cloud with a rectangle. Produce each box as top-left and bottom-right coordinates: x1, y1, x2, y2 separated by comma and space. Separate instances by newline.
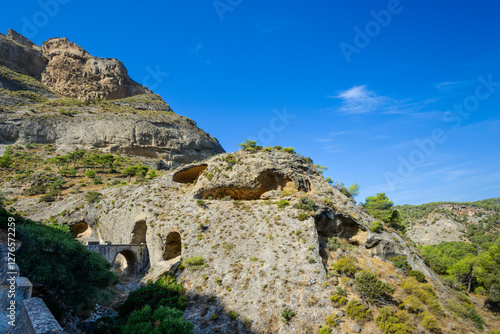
330, 85, 412, 115
434, 81, 467, 90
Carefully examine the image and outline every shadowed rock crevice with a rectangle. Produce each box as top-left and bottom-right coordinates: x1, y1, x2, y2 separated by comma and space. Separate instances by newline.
173, 164, 208, 184
131, 220, 147, 244
199, 170, 308, 200
164, 232, 181, 261
70, 222, 91, 238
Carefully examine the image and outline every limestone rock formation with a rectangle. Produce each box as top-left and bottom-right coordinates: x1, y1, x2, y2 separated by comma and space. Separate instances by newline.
0, 96, 224, 167
12, 150, 441, 333
0, 29, 225, 167
41, 37, 150, 100
0, 30, 47, 80
0, 29, 150, 100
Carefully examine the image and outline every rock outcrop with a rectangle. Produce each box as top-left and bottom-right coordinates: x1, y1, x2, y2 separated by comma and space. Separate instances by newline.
41, 37, 150, 100
0, 29, 225, 167
12, 150, 442, 333
0, 30, 47, 80
0, 29, 150, 100
0, 96, 224, 167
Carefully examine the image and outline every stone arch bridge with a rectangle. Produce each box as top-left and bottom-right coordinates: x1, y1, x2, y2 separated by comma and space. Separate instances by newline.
86, 242, 149, 275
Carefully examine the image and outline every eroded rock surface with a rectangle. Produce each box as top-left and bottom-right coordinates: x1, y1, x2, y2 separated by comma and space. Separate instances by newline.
0, 29, 150, 100
0, 103, 224, 167
41, 37, 150, 100
12, 150, 438, 333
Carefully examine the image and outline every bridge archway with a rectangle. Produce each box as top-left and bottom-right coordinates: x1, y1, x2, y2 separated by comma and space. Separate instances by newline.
163, 232, 181, 261
113, 249, 137, 276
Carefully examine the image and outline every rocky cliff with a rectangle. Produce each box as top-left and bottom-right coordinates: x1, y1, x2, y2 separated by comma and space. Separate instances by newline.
0, 30, 224, 167
12, 149, 483, 333
0, 29, 149, 100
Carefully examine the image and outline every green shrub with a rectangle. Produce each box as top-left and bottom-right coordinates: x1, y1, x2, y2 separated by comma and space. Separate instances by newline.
330, 294, 347, 306
281, 308, 296, 323
354, 270, 394, 304
196, 199, 205, 207
421, 312, 441, 333
401, 278, 444, 316
297, 212, 309, 221
399, 295, 424, 314
0, 154, 13, 168
326, 236, 341, 251
469, 308, 483, 329
390, 255, 411, 272
85, 191, 102, 204
50, 178, 66, 190
238, 140, 261, 151
206, 173, 214, 181
14, 220, 118, 318
408, 270, 425, 282
335, 286, 347, 296
326, 313, 341, 327
369, 220, 383, 233
227, 311, 239, 321
23, 184, 47, 196
118, 274, 186, 316
275, 200, 290, 209
346, 299, 372, 321
121, 305, 194, 334
376, 307, 414, 334
293, 196, 315, 211
181, 256, 206, 270
318, 325, 332, 334
281, 147, 296, 154
331, 257, 359, 277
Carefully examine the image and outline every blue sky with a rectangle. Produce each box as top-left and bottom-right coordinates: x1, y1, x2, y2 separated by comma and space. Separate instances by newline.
2, 0, 500, 205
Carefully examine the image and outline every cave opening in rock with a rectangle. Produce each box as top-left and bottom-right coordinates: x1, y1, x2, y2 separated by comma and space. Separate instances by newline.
173, 165, 208, 184
201, 170, 303, 200
131, 220, 147, 244
163, 232, 181, 261
71, 222, 92, 238
113, 249, 137, 276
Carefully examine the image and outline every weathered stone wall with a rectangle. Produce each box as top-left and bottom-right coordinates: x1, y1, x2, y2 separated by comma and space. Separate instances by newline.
0, 246, 64, 334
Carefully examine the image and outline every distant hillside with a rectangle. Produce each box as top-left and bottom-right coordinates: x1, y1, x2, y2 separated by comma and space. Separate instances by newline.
396, 198, 500, 246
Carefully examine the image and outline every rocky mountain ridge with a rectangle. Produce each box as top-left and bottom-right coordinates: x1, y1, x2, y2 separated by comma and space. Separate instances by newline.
9, 149, 498, 333
397, 200, 499, 246
0, 29, 149, 100
0, 29, 224, 168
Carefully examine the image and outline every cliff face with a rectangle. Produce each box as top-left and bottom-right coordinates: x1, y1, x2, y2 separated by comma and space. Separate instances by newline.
0, 29, 224, 167
0, 98, 223, 168
0, 30, 47, 80
41, 37, 150, 100
13, 150, 447, 333
0, 29, 149, 100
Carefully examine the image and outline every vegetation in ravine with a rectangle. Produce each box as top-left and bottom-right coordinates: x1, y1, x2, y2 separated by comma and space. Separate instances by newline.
96, 273, 193, 334
0, 203, 118, 320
